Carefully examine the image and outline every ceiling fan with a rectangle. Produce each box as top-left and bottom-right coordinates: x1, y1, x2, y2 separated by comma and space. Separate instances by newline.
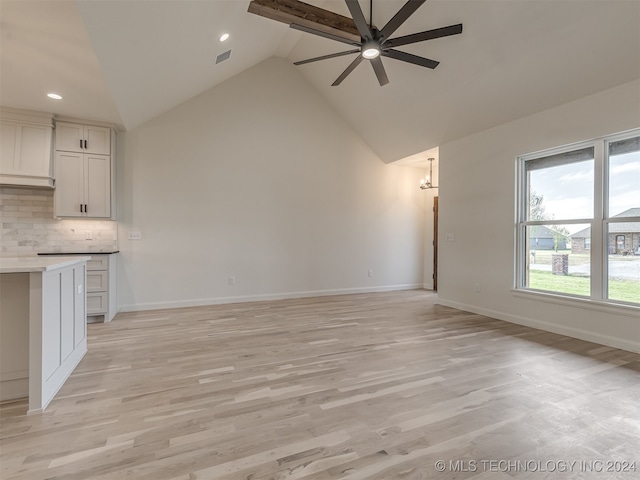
292, 0, 462, 86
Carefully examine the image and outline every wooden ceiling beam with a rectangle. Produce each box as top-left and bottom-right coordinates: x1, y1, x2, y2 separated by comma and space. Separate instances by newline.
248, 0, 361, 42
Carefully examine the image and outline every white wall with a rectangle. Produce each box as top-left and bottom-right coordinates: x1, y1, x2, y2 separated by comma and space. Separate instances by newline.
116, 57, 426, 311
437, 79, 640, 353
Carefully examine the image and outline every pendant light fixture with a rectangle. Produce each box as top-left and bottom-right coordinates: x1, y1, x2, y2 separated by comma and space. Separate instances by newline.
419, 158, 438, 190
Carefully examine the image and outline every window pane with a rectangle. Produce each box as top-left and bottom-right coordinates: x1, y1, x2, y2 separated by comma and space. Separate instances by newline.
526, 224, 590, 296
607, 222, 640, 304
527, 156, 594, 221
609, 136, 640, 218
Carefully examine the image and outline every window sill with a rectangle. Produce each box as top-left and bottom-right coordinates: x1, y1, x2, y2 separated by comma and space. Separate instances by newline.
511, 288, 640, 318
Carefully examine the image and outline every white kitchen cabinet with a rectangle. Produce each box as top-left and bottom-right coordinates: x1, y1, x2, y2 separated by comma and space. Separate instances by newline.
53, 119, 116, 219
54, 152, 111, 217
85, 254, 117, 322
55, 122, 110, 155
36, 253, 117, 322
0, 109, 54, 187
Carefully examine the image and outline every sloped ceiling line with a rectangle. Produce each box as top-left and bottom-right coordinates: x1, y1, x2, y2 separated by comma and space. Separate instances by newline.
2, 0, 639, 164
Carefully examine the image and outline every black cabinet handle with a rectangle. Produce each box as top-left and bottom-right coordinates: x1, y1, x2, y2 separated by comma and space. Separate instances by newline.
84, 140, 87, 149
80, 203, 83, 213
80, 139, 83, 149
84, 204, 88, 213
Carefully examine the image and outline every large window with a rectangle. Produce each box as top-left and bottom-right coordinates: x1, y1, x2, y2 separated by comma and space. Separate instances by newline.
516, 130, 640, 307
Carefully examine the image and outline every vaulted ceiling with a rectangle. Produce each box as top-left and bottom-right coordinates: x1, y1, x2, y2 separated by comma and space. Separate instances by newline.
1, 0, 639, 163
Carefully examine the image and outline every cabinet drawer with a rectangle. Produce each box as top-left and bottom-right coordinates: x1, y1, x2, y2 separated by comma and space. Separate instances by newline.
87, 292, 108, 315
87, 255, 109, 271
87, 270, 108, 293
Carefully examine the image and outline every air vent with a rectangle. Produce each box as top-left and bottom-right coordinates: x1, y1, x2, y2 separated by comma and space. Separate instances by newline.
215, 50, 231, 65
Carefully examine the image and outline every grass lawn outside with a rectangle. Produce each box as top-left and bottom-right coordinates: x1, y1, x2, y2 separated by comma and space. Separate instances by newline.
528, 270, 640, 303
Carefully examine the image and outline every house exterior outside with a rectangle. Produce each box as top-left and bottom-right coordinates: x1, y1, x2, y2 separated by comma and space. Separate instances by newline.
530, 225, 568, 251
570, 208, 640, 254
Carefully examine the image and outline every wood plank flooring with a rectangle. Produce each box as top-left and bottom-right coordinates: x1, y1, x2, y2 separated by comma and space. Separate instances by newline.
1, 290, 639, 479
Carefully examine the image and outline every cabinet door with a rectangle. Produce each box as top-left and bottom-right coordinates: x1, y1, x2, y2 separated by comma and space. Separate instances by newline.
17, 124, 52, 176
85, 154, 111, 218
55, 123, 110, 154
55, 122, 84, 153
84, 126, 110, 155
54, 152, 84, 217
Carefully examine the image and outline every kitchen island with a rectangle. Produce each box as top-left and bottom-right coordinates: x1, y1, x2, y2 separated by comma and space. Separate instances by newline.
0, 256, 89, 413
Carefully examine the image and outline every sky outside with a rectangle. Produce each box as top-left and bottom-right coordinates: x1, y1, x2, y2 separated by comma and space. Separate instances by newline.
530, 150, 640, 233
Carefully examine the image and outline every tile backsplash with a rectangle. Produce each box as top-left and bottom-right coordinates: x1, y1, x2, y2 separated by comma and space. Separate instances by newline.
0, 187, 117, 257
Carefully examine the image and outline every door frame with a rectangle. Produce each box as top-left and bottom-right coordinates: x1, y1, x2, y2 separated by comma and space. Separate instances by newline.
433, 196, 438, 291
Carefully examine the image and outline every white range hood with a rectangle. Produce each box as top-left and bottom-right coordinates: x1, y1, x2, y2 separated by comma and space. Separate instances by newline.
0, 108, 54, 188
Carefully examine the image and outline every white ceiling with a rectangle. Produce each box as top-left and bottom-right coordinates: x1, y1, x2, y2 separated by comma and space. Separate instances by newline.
0, 0, 122, 125
1, 0, 639, 164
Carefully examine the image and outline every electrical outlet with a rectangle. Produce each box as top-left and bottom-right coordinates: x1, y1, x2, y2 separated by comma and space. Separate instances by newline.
446, 233, 455, 242
85, 231, 93, 240
128, 231, 142, 240
77, 284, 83, 294
368, 270, 374, 277
474, 283, 481, 292
228, 276, 236, 285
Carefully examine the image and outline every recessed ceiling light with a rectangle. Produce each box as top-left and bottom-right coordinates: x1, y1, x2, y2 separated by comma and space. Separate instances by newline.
47, 93, 63, 100
219, 33, 230, 42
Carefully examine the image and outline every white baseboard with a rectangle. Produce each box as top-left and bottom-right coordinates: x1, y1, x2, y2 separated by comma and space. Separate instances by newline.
422, 282, 434, 290
436, 298, 640, 354
119, 284, 423, 313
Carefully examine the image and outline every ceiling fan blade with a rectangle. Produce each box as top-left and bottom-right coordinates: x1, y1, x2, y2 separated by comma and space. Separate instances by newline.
382, 49, 439, 69
345, 0, 372, 40
370, 56, 389, 86
384, 23, 463, 48
332, 55, 364, 86
294, 49, 360, 65
290, 23, 361, 47
379, 0, 427, 42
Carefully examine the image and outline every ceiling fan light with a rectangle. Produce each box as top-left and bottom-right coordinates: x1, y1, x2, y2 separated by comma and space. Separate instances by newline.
362, 47, 380, 59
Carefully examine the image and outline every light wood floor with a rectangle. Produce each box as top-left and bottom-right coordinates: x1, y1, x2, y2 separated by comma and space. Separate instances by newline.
1, 290, 639, 479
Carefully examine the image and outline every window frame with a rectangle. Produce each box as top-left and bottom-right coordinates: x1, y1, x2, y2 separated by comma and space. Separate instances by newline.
515, 128, 640, 309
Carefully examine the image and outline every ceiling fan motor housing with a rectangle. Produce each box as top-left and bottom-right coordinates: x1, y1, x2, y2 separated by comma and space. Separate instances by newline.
362, 40, 381, 59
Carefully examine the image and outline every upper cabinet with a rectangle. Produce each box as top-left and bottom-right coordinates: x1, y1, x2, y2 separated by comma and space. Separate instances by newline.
55, 122, 111, 155
0, 109, 54, 188
53, 120, 116, 219
54, 152, 111, 218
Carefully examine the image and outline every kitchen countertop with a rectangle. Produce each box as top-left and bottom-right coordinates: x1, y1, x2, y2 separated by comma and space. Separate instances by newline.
0, 256, 91, 274
38, 250, 119, 255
